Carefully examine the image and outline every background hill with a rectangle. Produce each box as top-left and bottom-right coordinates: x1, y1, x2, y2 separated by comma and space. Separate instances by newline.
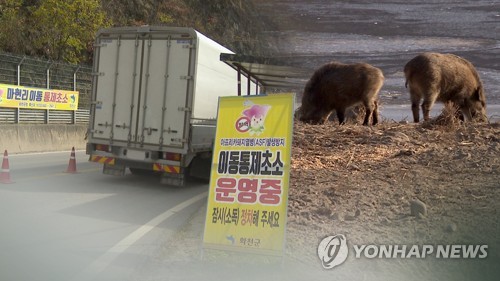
0, 0, 274, 64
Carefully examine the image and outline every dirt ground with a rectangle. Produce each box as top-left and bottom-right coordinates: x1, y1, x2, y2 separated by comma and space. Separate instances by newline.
144, 116, 499, 281
286, 118, 499, 278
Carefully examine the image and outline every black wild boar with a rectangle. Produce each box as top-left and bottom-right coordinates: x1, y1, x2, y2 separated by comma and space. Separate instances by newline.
298, 61, 384, 125
404, 52, 487, 122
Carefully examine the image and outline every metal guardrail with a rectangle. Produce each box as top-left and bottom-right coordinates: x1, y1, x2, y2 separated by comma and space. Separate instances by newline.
0, 52, 92, 124
0, 108, 90, 124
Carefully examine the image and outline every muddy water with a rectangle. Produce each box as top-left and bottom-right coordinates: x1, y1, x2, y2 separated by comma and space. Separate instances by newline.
252, 0, 500, 119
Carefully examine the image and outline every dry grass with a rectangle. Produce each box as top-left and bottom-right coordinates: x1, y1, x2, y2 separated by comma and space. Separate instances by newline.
288, 120, 500, 268
422, 102, 464, 130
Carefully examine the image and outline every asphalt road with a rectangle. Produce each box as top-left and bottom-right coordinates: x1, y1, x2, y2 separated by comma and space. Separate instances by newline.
0, 150, 207, 281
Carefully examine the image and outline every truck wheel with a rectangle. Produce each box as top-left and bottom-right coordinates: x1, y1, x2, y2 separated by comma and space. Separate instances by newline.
188, 156, 211, 183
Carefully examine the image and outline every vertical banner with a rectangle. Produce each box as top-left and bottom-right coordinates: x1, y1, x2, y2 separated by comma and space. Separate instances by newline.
203, 93, 294, 256
0, 83, 79, 110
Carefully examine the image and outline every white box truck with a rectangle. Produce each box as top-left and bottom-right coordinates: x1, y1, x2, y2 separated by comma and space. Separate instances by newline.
86, 26, 257, 185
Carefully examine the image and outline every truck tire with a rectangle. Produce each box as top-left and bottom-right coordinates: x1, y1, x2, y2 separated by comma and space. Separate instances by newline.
188, 156, 211, 183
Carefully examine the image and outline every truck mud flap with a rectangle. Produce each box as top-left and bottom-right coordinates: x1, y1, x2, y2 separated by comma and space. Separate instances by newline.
103, 163, 126, 176
160, 173, 184, 186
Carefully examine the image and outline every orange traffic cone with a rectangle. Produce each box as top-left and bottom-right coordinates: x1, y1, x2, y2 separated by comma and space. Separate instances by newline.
1, 150, 13, 184
65, 147, 77, 173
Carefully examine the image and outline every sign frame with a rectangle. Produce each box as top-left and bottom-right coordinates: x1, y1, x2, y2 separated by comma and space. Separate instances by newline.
203, 93, 295, 256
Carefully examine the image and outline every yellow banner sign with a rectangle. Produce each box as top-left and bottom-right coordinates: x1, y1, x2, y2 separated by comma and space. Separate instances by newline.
203, 93, 294, 255
0, 83, 79, 111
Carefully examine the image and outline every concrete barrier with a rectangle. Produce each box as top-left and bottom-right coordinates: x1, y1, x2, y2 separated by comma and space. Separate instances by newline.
0, 124, 87, 154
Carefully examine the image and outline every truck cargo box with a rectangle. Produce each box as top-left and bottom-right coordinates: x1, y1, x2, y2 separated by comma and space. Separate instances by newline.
86, 26, 258, 185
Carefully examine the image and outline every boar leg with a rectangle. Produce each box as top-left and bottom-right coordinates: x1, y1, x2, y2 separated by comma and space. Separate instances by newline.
460, 106, 472, 121
421, 97, 436, 121
371, 100, 379, 125
411, 95, 421, 123
336, 109, 346, 125
362, 100, 377, 126
362, 107, 371, 126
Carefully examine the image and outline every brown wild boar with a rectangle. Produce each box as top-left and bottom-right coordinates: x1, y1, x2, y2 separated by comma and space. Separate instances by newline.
298, 62, 384, 125
404, 52, 487, 122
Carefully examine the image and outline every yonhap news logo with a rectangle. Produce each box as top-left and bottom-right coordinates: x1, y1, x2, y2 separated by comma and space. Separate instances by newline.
318, 234, 488, 269
317, 234, 349, 269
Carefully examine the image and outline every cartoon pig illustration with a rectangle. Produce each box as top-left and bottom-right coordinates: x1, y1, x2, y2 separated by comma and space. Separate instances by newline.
242, 104, 271, 136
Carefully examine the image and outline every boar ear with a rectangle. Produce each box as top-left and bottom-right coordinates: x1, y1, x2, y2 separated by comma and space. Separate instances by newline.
473, 87, 484, 101
473, 87, 487, 107
472, 88, 480, 100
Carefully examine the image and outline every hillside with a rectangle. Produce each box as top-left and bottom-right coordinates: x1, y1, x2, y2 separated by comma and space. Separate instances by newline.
110, 0, 275, 55
0, 0, 274, 64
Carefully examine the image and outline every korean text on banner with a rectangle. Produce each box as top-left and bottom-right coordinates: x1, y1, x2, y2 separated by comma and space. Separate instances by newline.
0, 83, 79, 111
203, 93, 294, 256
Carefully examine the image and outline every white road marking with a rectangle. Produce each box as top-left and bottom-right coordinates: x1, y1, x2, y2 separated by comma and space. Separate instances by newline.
9, 150, 86, 157
73, 191, 208, 280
